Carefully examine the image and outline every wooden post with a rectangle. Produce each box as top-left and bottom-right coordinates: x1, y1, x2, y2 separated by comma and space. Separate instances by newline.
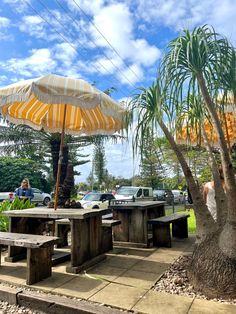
54, 104, 67, 210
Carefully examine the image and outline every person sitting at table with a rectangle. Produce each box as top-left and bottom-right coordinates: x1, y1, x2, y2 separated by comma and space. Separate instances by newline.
15, 178, 34, 202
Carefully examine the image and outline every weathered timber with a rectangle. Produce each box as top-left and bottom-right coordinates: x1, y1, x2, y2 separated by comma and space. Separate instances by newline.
109, 201, 165, 247
2, 207, 108, 273
0, 232, 58, 285
101, 219, 121, 253
54, 218, 121, 253
148, 213, 190, 247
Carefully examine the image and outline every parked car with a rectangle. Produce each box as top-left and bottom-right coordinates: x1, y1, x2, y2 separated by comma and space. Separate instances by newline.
171, 190, 185, 204
1, 189, 51, 205
115, 186, 153, 201
80, 192, 115, 209
153, 189, 174, 205
31, 188, 51, 205
0, 192, 14, 202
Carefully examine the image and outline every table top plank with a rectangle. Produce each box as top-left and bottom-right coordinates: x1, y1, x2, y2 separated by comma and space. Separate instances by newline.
1, 207, 108, 219
148, 213, 190, 224
0, 232, 59, 248
109, 201, 165, 210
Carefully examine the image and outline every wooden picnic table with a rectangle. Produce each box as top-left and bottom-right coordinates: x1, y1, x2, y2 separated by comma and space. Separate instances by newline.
1, 207, 108, 273
108, 201, 165, 247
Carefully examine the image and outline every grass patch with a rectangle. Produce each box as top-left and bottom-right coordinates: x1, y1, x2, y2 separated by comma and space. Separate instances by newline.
165, 207, 196, 234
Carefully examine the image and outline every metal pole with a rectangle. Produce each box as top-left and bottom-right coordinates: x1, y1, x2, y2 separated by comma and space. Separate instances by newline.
54, 104, 67, 210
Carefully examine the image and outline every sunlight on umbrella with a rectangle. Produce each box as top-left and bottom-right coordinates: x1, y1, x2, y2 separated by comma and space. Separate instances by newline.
177, 96, 236, 148
0, 74, 126, 209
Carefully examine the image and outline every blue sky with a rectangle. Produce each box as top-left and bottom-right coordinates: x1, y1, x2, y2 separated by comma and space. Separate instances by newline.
0, 0, 235, 182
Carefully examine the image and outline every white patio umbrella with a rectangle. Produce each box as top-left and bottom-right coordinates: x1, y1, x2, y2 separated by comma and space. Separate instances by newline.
0, 74, 126, 209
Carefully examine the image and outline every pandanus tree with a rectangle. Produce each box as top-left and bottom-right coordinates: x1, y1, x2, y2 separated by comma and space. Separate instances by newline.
129, 25, 236, 298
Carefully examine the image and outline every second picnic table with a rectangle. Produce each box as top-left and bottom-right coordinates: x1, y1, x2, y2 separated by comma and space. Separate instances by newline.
1, 207, 108, 273
108, 200, 165, 247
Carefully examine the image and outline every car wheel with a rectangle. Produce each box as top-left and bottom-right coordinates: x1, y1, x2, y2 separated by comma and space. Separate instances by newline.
92, 205, 99, 209
43, 197, 50, 206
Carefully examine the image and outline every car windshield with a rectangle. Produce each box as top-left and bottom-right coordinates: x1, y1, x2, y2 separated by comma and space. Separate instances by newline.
82, 193, 101, 201
172, 190, 181, 195
154, 190, 165, 195
116, 187, 139, 196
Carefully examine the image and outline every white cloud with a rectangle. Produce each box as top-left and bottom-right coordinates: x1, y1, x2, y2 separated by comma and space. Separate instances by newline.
136, 0, 236, 42
0, 16, 10, 28
117, 63, 144, 85
87, 2, 160, 83
19, 15, 45, 38
66, 0, 105, 15
3, 0, 31, 13
0, 42, 85, 80
0, 16, 11, 40
0, 48, 57, 77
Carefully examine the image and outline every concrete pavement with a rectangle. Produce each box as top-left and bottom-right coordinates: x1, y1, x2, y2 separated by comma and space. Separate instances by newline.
0, 235, 235, 313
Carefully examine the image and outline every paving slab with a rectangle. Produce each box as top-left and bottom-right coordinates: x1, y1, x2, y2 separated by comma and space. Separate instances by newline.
0, 265, 26, 285
115, 247, 154, 259
144, 251, 178, 263
113, 269, 158, 289
52, 274, 108, 299
100, 255, 140, 269
84, 264, 126, 282
31, 272, 75, 291
89, 282, 147, 310
133, 290, 193, 314
131, 260, 171, 275
189, 298, 236, 314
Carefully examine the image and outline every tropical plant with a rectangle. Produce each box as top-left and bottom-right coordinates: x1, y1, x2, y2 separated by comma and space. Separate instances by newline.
129, 25, 236, 298
0, 197, 35, 231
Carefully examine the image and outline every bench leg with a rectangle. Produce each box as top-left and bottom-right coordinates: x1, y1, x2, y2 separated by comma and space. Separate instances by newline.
152, 223, 171, 248
172, 218, 188, 238
101, 226, 113, 253
26, 246, 52, 285
55, 224, 70, 248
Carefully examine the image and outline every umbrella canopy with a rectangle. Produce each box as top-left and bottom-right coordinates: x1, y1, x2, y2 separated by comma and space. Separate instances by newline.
0, 74, 125, 135
177, 102, 236, 147
0, 74, 126, 209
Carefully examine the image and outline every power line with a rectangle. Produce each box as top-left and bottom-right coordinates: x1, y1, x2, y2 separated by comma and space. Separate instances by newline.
22, 0, 133, 98
53, 0, 138, 89
34, 0, 134, 94
71, 0, 142, 83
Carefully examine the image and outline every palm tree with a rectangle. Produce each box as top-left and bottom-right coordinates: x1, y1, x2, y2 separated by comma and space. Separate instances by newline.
162, 25, 236, 257
129, 25, 236, 298
130, 83, 216, 239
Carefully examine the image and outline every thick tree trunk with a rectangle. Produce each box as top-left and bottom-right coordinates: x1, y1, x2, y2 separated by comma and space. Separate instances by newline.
159, 120, 217, 241
58, 161, 74, 205
202, 128, 227, 227
188, 231, 236, 298
197, 73, 236, 258
50, 136, 74, 206
50, 137, 69, 185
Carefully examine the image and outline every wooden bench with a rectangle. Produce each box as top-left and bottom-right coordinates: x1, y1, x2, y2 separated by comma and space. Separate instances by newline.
148, 213, 190, 248
54, 218, 121, 252
101, 219, 121, 253
0, 232, 59, 285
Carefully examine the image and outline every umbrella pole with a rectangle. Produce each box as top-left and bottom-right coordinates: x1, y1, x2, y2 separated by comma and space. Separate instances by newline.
54, 104, 68, 210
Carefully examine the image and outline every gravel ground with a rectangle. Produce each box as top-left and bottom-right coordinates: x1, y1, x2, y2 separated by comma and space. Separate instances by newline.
154, 255, 236, 305
0, 300, 45, 314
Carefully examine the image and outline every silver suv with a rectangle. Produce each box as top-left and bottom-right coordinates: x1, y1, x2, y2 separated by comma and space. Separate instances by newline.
31, 188, 51, 205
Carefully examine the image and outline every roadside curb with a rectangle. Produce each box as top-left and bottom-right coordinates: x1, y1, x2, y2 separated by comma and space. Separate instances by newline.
0, 284, 125, 314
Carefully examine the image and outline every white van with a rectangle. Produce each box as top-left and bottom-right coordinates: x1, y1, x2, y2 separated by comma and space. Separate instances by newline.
115, 186, 153, 201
